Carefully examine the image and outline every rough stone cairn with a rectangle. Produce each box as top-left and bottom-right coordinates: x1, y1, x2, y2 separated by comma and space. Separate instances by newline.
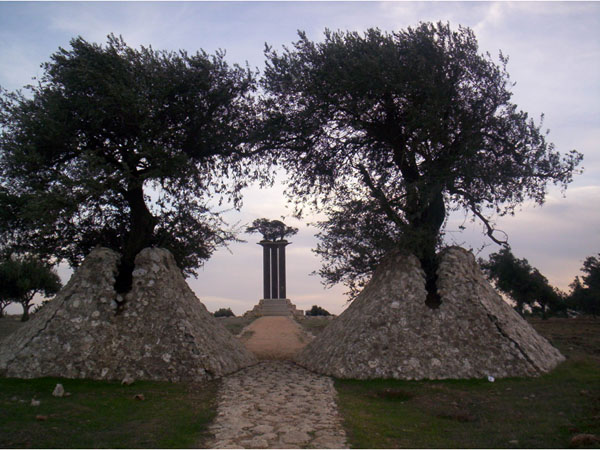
296, 246, 565, 380
0, 247, 256, 382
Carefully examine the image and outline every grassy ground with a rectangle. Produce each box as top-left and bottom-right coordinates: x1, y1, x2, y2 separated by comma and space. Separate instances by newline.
0, 376, 218, 448
215, 315, 255, 336
296, 316, 335, 336
335, 317, 600, 448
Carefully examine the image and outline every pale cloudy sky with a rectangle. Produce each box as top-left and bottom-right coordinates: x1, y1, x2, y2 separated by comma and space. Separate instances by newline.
1, 1, 598, 315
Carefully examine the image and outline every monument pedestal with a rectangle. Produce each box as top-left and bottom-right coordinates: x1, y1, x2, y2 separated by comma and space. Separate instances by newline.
244, 298, 304, 318
246, 239, 303, 318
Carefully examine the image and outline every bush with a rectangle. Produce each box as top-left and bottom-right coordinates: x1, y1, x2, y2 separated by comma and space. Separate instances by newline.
213, 307, 235, 318
306, 305, 331, 316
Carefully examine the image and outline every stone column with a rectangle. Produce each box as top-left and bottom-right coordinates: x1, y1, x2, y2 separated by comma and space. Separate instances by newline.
262, 242, 271, 299
278, 243, 287, 299
270, 244, 279, 299
258, 240, 290, 300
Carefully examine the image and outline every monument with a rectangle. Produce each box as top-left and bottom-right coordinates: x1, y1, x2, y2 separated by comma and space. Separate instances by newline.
0, 247, 257, 382
244, 219, 303, 318
295, 247, 565, 380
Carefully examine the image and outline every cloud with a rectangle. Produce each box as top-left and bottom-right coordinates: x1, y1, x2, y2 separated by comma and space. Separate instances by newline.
446, 185, 600, 291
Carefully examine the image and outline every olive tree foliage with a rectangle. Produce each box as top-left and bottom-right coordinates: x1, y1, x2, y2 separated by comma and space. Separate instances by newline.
261, 23, 582, 304
213, 307, 235, 317
568, 254, 600, 316
313, 197, 404, 297
480, 248, 565, 318
246, 218, 298, 241
0, 256, 62, 321
0, 35, 262, 295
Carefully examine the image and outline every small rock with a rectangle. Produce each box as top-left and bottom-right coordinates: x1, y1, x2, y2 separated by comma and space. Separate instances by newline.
121, 375, 135, 386
35, 415, 48, 421
10, 396, 18, 401
30, 399, 40, 407
241, 437, 269, 448
134, 393, 145, 401
487, 375, 495, 382
52, 383, 65, 397
280, 430, 311, 444
509, 439, 519, 445
580, 390, 590, 396
570, 434, 599, 447
252, 424, 274, 434
64, 392, 72, 397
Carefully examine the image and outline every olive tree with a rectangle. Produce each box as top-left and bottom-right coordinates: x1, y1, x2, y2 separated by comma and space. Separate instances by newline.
261, 23, 582, 305
0, 35, 260, 298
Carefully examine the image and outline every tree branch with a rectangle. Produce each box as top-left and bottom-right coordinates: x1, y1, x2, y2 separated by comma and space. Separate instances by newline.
451, 187, 509, 246
356, 164, 406, 230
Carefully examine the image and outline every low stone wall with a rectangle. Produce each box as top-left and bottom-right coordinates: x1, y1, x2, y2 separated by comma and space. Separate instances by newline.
0, 247, 257, 382
295, 247, 565, 380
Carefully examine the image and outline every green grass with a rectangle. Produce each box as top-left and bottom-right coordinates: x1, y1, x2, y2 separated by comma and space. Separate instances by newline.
0, 376, 218, 448
297, 316, 334, 336
216, 315, 255, 336
335, 317, 600, 448
336, 360, 600, 448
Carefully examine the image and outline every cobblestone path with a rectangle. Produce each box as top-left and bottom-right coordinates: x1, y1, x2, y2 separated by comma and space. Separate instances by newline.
205, 361, 348, 449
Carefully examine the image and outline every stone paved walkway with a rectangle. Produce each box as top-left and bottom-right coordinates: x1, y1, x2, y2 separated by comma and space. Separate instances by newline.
205, 361, 348, 449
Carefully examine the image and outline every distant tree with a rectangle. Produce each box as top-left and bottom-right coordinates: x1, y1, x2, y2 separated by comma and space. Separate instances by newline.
0, 297, 11, 318
0, 35, 260, 300
568, 254, 600, 316
246, 218, 298, 241
261, 23, 582, 307
306, 305, 331, 316
0, 257, 62, 321
480, 248, 565, 318
213, 307, 235, 318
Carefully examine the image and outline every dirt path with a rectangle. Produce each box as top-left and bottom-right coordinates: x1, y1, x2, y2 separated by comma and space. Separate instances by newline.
238, 316, 313, 360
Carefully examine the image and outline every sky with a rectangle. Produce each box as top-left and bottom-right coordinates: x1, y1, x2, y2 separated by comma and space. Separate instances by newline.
1, 1, 599, 316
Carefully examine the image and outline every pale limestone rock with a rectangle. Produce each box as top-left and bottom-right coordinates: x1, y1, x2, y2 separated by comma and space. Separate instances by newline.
0, 247, 256, 382
52, 383, 64, 397
121, 375, 135, 386
296, 246, 565, 380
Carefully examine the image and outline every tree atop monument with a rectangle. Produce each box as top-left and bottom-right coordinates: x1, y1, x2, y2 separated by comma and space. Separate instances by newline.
261, 22, 582, 304
0, 34, 259, 294
246, 218, 298, 242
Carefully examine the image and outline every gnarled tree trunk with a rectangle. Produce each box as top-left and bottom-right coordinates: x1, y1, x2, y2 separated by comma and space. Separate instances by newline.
114, 182, 157, 295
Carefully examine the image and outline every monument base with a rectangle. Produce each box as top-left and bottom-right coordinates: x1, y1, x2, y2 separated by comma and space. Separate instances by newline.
244, 298, 304, 318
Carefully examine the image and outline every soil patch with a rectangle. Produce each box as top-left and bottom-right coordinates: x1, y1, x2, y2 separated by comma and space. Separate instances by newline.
238, 316, 313, 360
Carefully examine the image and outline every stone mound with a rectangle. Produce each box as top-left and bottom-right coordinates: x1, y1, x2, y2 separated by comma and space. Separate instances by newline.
296, 247, 565, 380
0, 247, 256, 382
